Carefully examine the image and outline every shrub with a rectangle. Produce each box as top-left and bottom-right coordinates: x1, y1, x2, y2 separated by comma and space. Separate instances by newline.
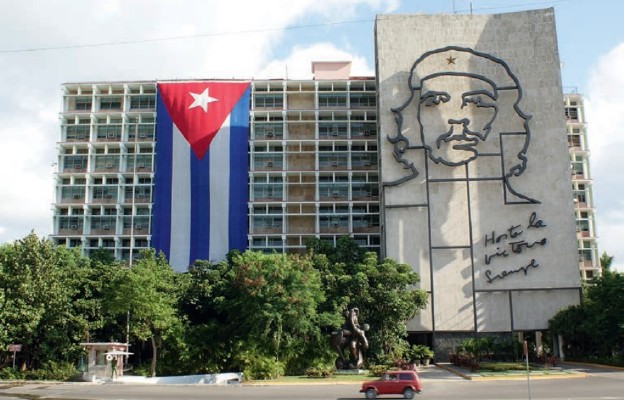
0, 362, 80, 381
448, 352, 479, 372
479, 362, 527, 372
408, 344, 433, 362
0, 367, 25, 380
368, 364, 389, 376
305, 365, 333, 378
391, 358, 416, 370
233, 351, 285, 381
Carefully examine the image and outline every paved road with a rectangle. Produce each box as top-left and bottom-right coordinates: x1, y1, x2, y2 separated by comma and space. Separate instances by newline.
1, 365, 623, 400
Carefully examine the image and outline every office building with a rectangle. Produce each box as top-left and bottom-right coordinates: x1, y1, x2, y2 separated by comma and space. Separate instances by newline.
565, 93, 600, 279
52, 63, 381, 263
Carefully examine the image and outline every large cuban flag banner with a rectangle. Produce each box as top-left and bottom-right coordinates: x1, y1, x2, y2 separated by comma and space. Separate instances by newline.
152, 81, 250, 271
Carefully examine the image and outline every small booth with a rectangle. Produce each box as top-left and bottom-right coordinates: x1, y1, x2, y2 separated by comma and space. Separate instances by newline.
80, 342, 132, 381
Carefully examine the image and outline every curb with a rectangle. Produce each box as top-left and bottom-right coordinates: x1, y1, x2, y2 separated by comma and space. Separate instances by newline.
435, 363, 588, 381
561, 361, 624, 371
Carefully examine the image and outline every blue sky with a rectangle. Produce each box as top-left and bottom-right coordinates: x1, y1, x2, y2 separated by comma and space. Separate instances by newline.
0, 0, 621, 270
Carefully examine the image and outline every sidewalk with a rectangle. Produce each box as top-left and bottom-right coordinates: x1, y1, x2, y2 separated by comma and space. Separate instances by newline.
436, 362, 589, 381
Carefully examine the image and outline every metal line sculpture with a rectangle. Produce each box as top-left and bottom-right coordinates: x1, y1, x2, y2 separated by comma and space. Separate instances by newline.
384, 45, 538, 205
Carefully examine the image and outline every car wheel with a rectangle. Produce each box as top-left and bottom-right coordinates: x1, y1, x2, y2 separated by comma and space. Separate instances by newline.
365, 388, 377, 399
403, 387, 415, 399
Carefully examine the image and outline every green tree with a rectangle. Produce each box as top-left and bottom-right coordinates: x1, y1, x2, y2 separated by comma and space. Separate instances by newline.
0, 233, 87, 369
308, 236, 428, 362
103, 249, 181, 377
550, 255, 624, 360
600, 251, 614, 272
223, 251, 326, 375
174, 259, 235, 374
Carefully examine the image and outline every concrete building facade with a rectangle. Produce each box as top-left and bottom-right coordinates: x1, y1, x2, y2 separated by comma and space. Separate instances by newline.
375, 9, 581, 354
52, 65, 381, 262
565, 93, 600, 280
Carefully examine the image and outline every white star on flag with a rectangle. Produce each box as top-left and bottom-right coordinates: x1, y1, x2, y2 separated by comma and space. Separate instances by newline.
188, 88, 218, 113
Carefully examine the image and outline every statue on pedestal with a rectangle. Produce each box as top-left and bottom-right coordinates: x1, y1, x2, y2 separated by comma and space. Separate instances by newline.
330, 307, 369, 369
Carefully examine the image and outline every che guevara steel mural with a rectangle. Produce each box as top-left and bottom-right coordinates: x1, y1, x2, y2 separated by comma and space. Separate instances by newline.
383, 46, 548, 284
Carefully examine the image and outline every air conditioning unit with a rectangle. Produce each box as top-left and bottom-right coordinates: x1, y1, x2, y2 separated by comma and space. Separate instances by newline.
74, 164, 83, 169
138, 163, 145, 168
72, 194, 80, 199
331, 131, 339, 137
363, 160, 371, 166
136, 224, 143, 230
70, 225, 78, 230
107, 132, 116, 138
331, 161, 339, 166
266, 132, 274, 138
105, 163, 113, 168
103, 224, 110, 230
137, 194, 144, 198
332, 191, 340, 197
365, 192, 372, 197
78, 133, 86, 139
266, 161, 273, 167
139, 132, 147, 138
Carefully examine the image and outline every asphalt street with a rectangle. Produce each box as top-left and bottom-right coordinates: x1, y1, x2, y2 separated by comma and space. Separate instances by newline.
1, 364, 623, 400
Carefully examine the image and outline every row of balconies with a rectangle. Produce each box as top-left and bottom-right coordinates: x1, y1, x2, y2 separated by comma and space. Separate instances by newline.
63, 91, 376, 114
248, 232, 381, 250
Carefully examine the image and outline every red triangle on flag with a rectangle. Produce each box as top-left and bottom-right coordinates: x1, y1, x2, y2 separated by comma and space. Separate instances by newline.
157, 81, 249, 159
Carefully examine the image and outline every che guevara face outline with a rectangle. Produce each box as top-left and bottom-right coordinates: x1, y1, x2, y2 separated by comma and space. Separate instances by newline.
416, 72, 499, 166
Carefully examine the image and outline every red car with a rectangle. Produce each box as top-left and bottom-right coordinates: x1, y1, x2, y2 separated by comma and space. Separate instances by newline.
360, 370, 422, 399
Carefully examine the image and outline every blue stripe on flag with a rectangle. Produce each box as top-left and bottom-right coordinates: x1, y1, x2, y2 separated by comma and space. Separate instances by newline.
152, 93, 173, 259
189, 148, 211, 263
228, 87, 250, 251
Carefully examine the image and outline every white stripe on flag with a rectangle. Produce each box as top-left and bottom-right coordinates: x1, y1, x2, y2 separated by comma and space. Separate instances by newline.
169, 125, 191, 268
209, 116, 231, 261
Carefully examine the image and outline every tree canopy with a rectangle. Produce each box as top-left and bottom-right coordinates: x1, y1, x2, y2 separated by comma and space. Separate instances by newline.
1, 233, 428, 378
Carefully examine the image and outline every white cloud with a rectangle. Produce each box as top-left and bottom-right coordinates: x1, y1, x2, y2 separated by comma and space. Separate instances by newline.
586, 42, 624, 271
259, 42, 374, 79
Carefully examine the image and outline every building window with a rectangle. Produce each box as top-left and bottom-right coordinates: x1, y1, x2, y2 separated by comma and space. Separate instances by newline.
255, 123, 284, 139
351, 122, 376, 137
92, 186, 117, 200
253, 216, 283, 229
564, 107, 579, 120
97, 125, 122, 140
567, 134, 581, 148
74, 97, 92, 111
353, 214, 379, 228
319, 153, 348, 168
94, 155, 120, 170
253, 184, 283, 200
255, 94, 283, 109
319, 122, 348, 138
352, 183, 379, 198
130, 95, 156, 110
350, 93, 376, 108
319, 183, 348, 198
66, 125, 90, 141
63, 156, 87, 170
318, 93, 347, 108
100, 97, 122, 110
128, 124, 155, 140
59, 216, 83, 231
127, 155, 153, 170
320, 215, 348, 228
